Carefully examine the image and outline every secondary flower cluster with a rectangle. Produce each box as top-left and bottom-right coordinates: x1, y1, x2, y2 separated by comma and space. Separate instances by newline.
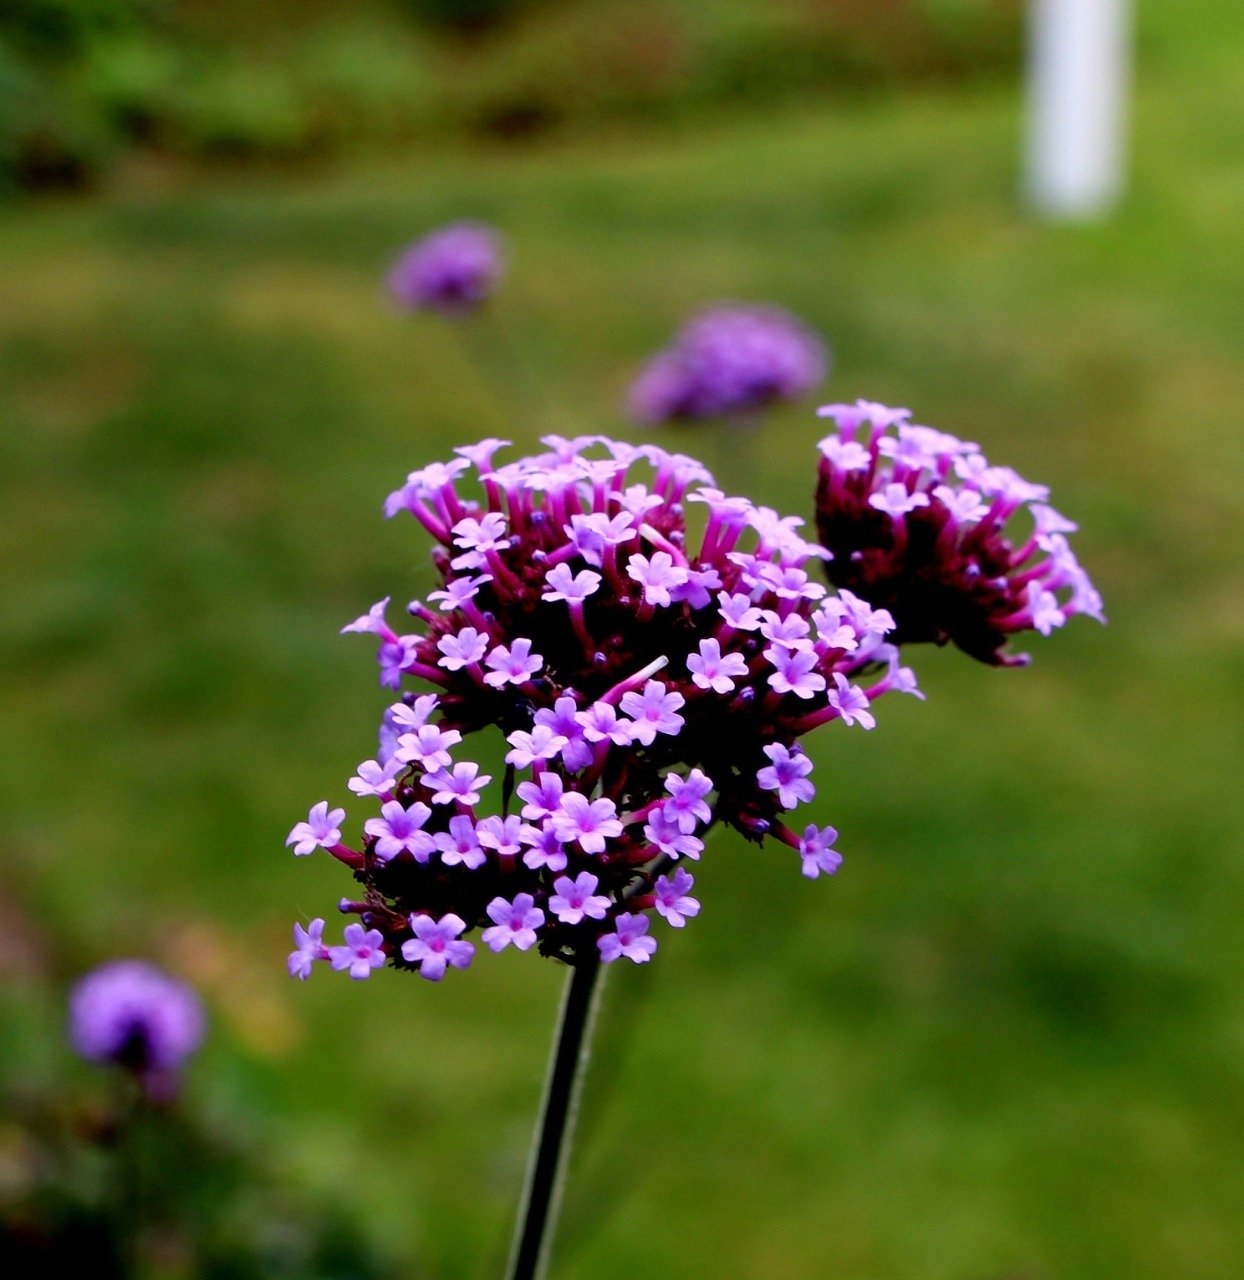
814, 400, 1105, 665
630, 305, 826, 424
69, 961, 204, 1091
288, 436, 920, 982
388, 221, 504, 315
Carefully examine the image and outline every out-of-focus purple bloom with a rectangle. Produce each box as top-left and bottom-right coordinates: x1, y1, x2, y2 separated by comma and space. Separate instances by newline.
70, 961, 204, 1084
814, 399, 1105, 665
388, 222, 503, 315
629, 305, 826, 424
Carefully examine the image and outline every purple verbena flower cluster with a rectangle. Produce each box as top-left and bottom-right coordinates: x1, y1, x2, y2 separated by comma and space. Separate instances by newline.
630, 305, 826, 424
388, 222, 503, 315
69, 961, 204, 1087
814, 400, 1105, 665
288, 436, 920, 982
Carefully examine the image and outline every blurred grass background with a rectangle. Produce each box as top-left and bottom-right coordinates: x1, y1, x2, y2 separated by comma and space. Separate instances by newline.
2, 0, 1243, 1277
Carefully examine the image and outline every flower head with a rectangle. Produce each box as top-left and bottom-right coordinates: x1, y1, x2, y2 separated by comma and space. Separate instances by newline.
69, 961, 204, 1087
814, 399, 1104, 665
388, 222, 503, 314
297, 437, 911, 981
630, 305, 826, 424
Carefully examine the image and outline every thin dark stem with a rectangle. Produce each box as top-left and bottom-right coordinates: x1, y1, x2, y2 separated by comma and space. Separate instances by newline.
505, 949, 604, 1280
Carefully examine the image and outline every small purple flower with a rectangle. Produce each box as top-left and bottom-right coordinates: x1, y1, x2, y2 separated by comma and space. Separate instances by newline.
868, 483, 930, 518
517, 772, 564, 821
288, 919, 327, 979
69, 961, 204, 1079
627, 551, 688, 608
550, 792, 624, 854
534, 696, 593, 771
348, 758, 402, 798
766, 646, 827, 699
521, 821, 570, 872
798, 824, 842, 880
757, 743, 815, 810
644, 808, 704, 859
433, 814, 487, 869
576, 700, 634, 747
506, 725, 569, 769
437, 628, 489, 672
827, 673, 876, 729
287, 802, 345, 857
341, 598, 393, 637
664, 769, 713, 834
428, 574, 493, 612
653, 868, 700, 928
717, 592, 765, 632
687, 639, 748, 694
483, 638, 543, 688
364, 800, 433, 863
476, 814, 525, 858
619, 681, 685, 746
396, 723, 463, 771
481, 894, 545, 953
542, 564, 602, 604
548, 872, 611, 925
401, 913, 476, 981
388, 222, 503, 315
328, 923, 387, 980
423, 761, 491, 807
598, 913, 658, 964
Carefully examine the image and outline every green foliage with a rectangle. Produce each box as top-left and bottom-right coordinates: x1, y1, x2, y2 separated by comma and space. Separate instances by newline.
0, 0, 1024, 190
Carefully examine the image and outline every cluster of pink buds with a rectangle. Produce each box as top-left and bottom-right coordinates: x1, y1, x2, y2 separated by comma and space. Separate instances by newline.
287, 436, 923, 981
814, 401, 1105, 665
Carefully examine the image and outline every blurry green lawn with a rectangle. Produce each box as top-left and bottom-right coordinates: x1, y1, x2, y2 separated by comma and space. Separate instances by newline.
3, 6, 1244, 1278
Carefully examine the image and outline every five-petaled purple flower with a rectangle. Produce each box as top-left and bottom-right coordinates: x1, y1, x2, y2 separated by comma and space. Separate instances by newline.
402, 914, 476, 981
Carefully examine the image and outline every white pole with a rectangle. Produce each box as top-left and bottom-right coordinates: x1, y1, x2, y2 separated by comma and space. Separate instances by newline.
1025, 0, 1132, 219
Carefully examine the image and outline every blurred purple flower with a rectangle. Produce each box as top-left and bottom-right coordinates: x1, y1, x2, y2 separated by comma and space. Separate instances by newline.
388, 222, 503, 315
629, 305, 826, 424
69, 961, 204, 1086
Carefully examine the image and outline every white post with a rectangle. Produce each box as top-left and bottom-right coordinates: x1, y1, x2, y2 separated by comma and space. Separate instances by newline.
1025, 0, 1132, 218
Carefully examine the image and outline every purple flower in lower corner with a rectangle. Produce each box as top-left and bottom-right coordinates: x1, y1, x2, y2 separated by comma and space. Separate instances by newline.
69, 961, 204, 1086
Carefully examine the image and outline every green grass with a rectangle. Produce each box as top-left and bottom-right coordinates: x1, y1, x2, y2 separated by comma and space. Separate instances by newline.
3, 2, 1243, 1276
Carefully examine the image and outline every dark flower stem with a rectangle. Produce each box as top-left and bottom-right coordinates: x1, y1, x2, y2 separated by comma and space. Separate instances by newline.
505, 948, 604, 1280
